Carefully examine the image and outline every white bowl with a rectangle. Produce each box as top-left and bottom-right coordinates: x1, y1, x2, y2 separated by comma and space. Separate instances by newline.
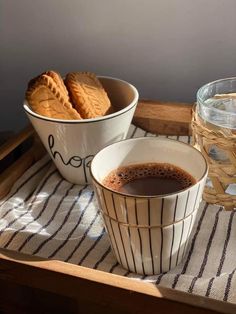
24, 76, 139, 184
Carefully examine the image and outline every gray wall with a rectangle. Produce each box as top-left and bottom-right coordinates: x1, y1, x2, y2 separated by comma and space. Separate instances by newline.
1, 0, 236, 132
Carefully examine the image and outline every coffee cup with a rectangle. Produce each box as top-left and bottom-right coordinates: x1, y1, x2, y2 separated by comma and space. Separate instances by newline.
91, 137, 208, 275
23, 76, 139, 184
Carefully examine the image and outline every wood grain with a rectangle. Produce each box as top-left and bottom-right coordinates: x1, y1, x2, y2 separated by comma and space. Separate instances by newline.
133, 100, 193, 135
0, 138, 45, 199
0, 248, 234, 314
0, 125, 34, 161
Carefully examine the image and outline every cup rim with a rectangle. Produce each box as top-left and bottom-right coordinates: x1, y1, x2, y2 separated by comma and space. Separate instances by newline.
23, 75, 139, 124
90, 137, 208, 198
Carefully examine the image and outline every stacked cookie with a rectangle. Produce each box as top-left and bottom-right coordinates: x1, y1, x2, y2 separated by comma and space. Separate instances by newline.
26, 71, 113, 120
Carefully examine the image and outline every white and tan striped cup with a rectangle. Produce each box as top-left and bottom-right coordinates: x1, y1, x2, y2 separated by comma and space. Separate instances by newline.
91, 137, 208, 275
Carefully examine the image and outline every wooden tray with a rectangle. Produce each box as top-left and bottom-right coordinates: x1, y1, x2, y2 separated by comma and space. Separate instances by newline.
0, 101, 234, 314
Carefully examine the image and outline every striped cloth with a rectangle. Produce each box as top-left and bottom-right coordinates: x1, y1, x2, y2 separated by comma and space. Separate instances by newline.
0, 125, 236, 304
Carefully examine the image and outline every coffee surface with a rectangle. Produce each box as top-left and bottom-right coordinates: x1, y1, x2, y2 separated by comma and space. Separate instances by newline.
102, 163, 196, 196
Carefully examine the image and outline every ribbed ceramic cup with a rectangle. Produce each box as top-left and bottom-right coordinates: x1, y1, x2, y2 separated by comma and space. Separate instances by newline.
23, 76, 138, 185
91, 137, 208, 275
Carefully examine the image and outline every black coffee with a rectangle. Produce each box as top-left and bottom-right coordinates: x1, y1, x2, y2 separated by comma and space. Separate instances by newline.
102, 163, 196, 196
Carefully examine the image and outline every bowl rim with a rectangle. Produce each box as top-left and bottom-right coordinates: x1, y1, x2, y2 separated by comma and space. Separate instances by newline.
23, 75, 139, 124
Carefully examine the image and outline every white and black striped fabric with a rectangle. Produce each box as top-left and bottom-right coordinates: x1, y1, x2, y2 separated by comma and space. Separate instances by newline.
0, 125, 236, 304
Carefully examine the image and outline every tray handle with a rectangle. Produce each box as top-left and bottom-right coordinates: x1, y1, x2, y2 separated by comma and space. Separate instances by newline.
0, 125, 46, 199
